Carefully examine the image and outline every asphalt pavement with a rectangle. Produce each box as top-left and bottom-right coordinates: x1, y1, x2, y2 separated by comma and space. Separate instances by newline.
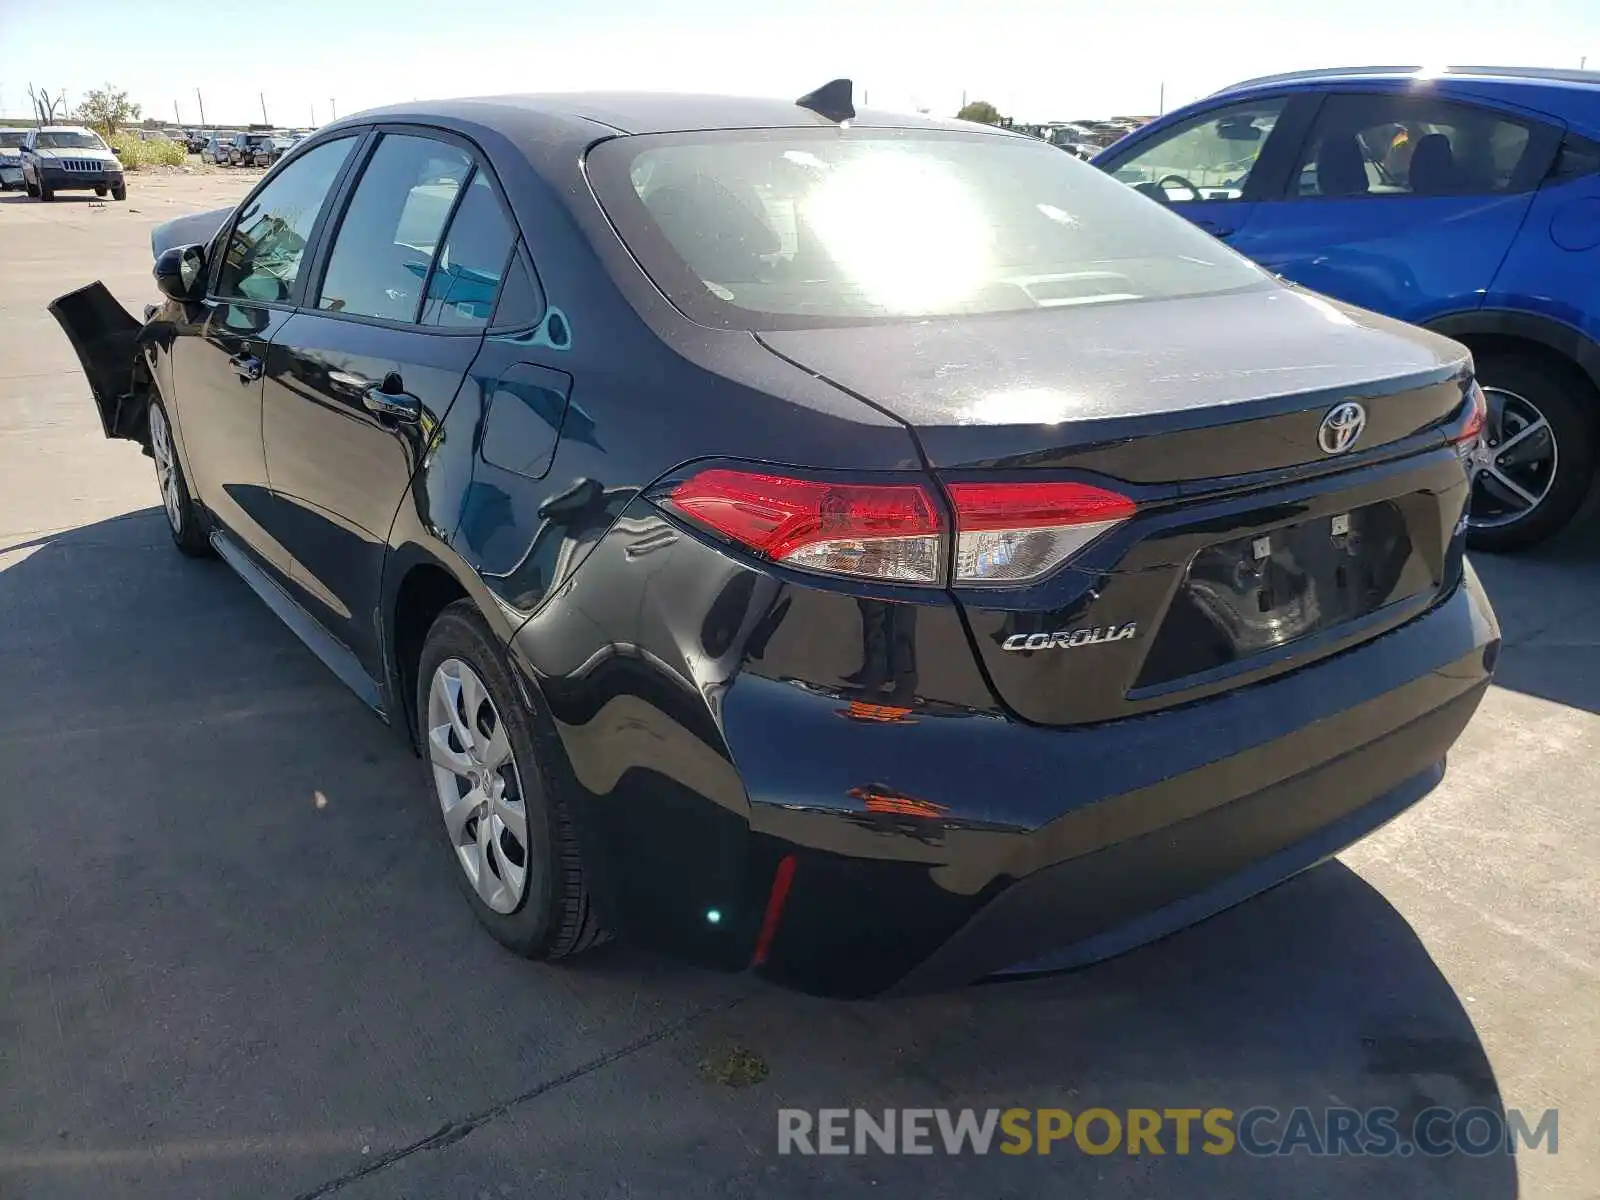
1, 174, 1596, 1199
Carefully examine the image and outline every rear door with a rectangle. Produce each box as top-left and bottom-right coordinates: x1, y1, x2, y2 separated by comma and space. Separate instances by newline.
1237, 90, 1560, 321
168, 134, 360, 567
1095, 93, 1316, 244
261, 128, 518, 675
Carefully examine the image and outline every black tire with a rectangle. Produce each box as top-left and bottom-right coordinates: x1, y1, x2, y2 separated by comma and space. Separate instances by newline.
148, 399, 213, 558
23, 176, 37, 198
38, 183, 53, 202
415, 600, 608, 960
111, 183, 127, 202
95, 185, 107, 197
1466, 353, 1597, 554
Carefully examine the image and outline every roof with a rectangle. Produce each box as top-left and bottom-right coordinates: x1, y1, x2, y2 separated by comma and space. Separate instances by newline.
1212, 64, 1600, 98
337, 91, 1003, 139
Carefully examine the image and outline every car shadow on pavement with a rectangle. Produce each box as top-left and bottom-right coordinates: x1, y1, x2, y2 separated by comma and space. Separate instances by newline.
0, 509, 1517, 1200
1471, 510, 1600, 715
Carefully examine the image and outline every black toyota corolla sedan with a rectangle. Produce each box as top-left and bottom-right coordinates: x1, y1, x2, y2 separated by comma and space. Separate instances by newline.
50, 83, 1499, 998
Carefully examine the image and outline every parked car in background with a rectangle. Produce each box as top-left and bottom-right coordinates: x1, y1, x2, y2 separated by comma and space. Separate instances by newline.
49, 88, 1497, 998
233, 133, 293, 167
0, 127, 27, 190
20, 125, 126, 201
202, 133, 237, 165
183, 129, 206, 153
224, 132, 254, 166
1095, 65, 1600, 550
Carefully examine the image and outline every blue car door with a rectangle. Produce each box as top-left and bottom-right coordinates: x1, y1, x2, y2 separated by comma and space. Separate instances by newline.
1095, 93, 1318, 248
1233, 89, 1560, 324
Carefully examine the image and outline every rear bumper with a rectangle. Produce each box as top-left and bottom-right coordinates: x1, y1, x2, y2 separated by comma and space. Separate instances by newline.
732, 562, 1497, 997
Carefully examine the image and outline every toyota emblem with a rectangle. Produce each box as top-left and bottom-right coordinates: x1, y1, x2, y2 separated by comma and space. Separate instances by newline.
1318, 402, 1367, 455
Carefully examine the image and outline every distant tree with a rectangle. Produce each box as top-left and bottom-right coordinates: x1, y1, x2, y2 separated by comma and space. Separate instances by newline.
956, 100, 1003, 125
77, 85, 141, 137
28, 84, 66, 123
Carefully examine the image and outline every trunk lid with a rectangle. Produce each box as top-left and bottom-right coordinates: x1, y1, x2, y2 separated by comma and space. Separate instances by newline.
757, 286, 1477, 727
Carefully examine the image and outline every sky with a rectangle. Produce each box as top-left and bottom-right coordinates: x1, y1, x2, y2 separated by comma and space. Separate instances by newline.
1, 0, 1596, 127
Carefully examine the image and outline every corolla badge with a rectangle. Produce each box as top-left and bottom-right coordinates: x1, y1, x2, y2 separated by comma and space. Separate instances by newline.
1318, 402, 1367, 455
1002, 623, 1138, 651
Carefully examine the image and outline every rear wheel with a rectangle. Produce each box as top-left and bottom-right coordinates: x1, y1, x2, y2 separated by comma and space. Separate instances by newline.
148, 400, 213, 557
1466, 353, 1596, 553
416, 601, 608, 959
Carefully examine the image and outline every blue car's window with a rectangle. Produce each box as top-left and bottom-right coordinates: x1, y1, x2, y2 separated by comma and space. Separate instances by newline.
1106, 99, 1286, 204
588, 128, 1271, 330
317, 134, 471, 323
1292, 94, 1534, 199
420, 171, 516, 329
215, 136, 357, 305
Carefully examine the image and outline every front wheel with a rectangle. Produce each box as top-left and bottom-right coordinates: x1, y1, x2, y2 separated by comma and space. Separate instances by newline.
1466, 354, 1597, 553
37, 183, 53, 202
416, 601, 608, 960
111, 183, 127, 201
23, 175, 37, 198
148, 400, 213, 557
95, 185, 107, 197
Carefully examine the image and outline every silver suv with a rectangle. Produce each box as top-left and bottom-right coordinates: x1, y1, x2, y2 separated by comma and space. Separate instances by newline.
21, 126, 126, 202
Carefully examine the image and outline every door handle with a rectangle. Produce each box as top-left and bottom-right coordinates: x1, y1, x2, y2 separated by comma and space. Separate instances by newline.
361, 379, 422, 423
228, 352, 263, 381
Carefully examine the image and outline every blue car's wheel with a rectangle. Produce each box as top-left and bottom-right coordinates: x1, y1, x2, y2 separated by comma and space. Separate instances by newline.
1466, 353, 1596, 553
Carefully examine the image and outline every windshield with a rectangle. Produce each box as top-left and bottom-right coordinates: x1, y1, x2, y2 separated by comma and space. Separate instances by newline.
0, 131, 24, 150
587, 128, 1268, 330
34, 131, 106, 150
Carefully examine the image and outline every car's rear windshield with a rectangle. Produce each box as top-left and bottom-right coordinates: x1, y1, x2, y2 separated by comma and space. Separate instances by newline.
34, 131, 105, 150
586, 127, 1269, 330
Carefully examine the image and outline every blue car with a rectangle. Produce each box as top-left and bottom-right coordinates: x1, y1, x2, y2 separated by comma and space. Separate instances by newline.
1095, 66, 1600, 550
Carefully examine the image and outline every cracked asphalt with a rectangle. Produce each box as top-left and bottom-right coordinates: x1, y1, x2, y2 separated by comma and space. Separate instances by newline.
1, 174, 1596, 1199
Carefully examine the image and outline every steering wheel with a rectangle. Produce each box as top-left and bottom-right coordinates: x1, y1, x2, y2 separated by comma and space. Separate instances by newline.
1153, 174, 1202, 202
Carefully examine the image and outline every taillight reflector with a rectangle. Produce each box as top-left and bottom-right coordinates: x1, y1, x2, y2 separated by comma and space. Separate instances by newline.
1453, 382, 1488, 450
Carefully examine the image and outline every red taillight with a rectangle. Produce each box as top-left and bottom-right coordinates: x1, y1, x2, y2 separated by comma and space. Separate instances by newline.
1453, 381, 1488, 450
659, 468, 1136, 587
664, 468, 946, 584
947, 481, 1136, 585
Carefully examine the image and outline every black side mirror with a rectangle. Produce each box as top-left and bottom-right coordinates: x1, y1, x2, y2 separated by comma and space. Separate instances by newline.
154, 243, 207, 301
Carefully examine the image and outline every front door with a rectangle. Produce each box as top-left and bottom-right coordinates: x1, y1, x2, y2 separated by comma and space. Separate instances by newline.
262, 130, 520, 674
1228, 91, 1559, 323
1095, 94, 1315, 247
171, 134, 362, 573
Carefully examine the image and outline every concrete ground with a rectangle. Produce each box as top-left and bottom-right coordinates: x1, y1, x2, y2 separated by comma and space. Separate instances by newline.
0, 174, 1595, 1199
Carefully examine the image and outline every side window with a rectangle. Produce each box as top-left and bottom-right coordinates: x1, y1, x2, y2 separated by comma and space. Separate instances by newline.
317, 134, 472, 323
1551, 134, 1600, 183
1105, 98, 1286, 203
1292, 94, 1534, 199
215, 137, 356, 304
420, 171, 516, 328
491, 248, 544, 329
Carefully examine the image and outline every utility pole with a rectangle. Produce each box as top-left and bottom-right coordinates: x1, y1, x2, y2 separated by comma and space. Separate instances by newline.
174, 99, 181, 124
196, 88, 206, 128
1159, 81, 1165, 115
330, 97, 336, 120
260, 92, 268, 125
310, 102, 316, 126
